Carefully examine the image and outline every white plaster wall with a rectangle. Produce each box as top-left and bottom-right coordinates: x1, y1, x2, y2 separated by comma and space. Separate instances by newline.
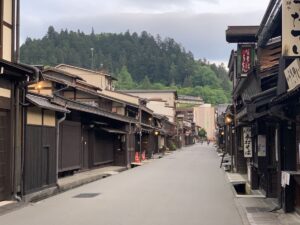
196, 104, 216, 140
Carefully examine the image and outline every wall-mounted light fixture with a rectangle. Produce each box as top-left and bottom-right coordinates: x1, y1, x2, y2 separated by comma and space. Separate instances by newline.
35, 82, 43, 90
225, 115, 233, 125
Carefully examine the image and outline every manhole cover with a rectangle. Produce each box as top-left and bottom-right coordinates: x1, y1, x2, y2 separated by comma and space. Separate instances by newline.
73, 193, 100, 198
246, 207, 269, 213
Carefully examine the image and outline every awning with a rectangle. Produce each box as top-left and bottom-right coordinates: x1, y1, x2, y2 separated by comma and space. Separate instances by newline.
141, 125, 153, 133
226, 26, 259, 43
141, 105, 153, 114
26, 94, 70, 113
52, 95, 138, 124
236, 104, 255, 121
0, 59, 34, 80
271, 85, 300, 106
100, 128, 127, 134
140, 123, 154, 133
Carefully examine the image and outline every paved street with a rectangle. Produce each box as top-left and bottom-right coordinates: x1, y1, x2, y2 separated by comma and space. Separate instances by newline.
1, 144, 243, 225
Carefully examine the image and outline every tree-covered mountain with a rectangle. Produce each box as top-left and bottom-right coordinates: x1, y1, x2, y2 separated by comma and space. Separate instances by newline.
20, 26, 231, 104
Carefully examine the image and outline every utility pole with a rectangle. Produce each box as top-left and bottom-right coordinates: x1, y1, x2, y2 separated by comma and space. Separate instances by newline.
90, 48, 94, 70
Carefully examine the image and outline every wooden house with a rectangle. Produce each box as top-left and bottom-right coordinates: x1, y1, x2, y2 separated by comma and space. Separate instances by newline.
123, 90, 178, 123
0, 0, 43, 201
225, 0, 300, 213
26, 67, 140, 192
226, 25, 281, 199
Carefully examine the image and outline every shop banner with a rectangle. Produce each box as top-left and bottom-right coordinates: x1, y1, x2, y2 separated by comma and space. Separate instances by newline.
284, 58, 300, 91
243, 127, 252, 158
237, 45, 254, 77
282, 0, 300, 56
257, 135, 267, 157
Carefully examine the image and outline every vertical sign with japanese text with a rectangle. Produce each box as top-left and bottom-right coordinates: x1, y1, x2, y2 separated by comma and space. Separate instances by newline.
284, 58, 300, 91
241, 47, 251, 75
283, 0, 300, 56
238, 45, 254, 77
243, 127, 252, 158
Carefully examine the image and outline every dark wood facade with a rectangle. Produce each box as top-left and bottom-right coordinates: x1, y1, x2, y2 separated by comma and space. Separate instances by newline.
91, 130, 114, 166
59, 120, 82, 173
0, 60, 36, 201
0, 63, 180, 200
0, 97, 11, 200
24, 124, 56, 194
223, 1, 300, 213
271, 93, 300, 212
23, 96, 69, 194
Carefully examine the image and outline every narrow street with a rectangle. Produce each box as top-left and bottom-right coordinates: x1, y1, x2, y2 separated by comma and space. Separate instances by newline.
0, 145, 243, 225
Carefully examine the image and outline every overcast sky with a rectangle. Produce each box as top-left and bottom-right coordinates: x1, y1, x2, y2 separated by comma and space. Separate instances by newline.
21, 0, 270, 64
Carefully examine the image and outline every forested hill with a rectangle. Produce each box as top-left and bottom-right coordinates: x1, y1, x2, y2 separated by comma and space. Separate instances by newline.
20, 26, 231, 104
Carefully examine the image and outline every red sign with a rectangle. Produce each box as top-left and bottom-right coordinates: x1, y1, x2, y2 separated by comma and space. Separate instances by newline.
241, 47, 251, 74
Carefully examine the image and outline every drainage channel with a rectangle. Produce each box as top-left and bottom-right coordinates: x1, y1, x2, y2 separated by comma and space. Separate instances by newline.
231, 182, 265, 198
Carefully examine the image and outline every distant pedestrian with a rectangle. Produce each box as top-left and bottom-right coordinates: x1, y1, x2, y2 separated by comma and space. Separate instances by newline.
207, 140, 210, 145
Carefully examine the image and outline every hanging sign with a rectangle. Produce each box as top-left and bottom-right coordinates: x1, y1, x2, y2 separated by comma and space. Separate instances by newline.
241, 47, 251, 75
257, 135, 267, 157
237, 45, 255, 77
284, 58, 300, 91
282, 0, 300, 56
243, 127, 252, 158
281, 171, 291, 188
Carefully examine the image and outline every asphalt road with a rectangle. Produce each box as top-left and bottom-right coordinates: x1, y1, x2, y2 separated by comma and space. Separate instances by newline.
1, 144, 243, 225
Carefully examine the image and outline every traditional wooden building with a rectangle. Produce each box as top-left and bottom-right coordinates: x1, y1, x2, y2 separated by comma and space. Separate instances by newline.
25, 67, 139, 194
0, 0, 43, 201
163, 119, 177, 147
0, 61, 39, 200
123, 90, 178, 123
226, 25, 281, 199
23, 93, 69, 194
224, 0, 300, 213
138, 102, 154, 159
264, 0, 300, 213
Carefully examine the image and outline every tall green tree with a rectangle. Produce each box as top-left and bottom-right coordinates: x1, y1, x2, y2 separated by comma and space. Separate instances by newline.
198, 128, 207, 138
116, 66, 135, 89
20, 26, 232, 105
138, 76, 152, 89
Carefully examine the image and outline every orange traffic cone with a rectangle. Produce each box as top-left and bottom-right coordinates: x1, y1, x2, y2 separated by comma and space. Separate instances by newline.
142, 151, 146, 161
134, 152, 140, 163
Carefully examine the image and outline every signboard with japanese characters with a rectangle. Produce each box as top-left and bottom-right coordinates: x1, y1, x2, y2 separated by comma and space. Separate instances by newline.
284, 58, 300, 91
257, 135, 267, 157
241, 47, 251, 75
237, 45, 254, 77
282, 0, 300, 56
243, 127, 252, 158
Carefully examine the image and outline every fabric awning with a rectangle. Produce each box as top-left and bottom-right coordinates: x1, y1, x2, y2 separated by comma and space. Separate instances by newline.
100, 128, 127, 134
26, 94, 70, 113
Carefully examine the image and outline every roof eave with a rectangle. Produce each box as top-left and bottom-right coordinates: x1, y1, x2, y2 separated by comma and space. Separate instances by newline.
226, 26, 259, 43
